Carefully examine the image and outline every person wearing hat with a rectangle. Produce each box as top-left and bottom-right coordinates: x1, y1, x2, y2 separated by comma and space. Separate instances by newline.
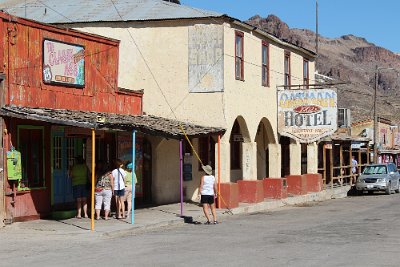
198, 164, 218, 224
122, 162, 137, 219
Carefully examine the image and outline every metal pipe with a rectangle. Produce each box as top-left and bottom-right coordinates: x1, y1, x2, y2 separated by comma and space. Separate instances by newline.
90, 129, 95, 231
179, 140, 183, 217
218, 135, 221, 208
131, 130, 136, 224
315, 0, 319, 60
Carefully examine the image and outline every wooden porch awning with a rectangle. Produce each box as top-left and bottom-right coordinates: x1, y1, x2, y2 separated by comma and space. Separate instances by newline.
0, 106, 226, 139
320, 133, 370, 142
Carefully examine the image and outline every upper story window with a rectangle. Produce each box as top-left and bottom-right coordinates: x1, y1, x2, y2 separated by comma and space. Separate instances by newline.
303, 58, 309, 88
284, 51, 291, 87
235, 31, 244, 81
262, 41, 269, 87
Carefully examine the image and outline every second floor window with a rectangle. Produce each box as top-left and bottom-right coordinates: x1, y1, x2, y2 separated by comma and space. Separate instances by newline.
303, 59, 309, 88
262, 41, 269, 87
235, 31, 244, 80
284, 51, 291, 87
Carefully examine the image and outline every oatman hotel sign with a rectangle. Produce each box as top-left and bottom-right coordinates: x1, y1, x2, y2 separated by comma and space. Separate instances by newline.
277, 89, 337, 143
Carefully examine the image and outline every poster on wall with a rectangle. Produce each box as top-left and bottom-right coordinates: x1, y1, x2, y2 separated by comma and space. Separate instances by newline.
188, 24, 224, 92
277, 89, 338, 143
42, 39, 85, 87
116, 133, 143, 196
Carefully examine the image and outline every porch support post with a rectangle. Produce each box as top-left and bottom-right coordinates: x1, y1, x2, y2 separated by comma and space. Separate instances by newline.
242, 141, 257, 180
90, 129, 95, 231
307, 142, 318, 173
131, 130, 136, 224
180, 140, 183, 217
218, 135, 221, 208
268, 143, 281, 178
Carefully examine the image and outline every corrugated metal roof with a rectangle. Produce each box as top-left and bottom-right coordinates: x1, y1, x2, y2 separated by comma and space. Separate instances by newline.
0, 106, 226, 139
0, 0, 223, 23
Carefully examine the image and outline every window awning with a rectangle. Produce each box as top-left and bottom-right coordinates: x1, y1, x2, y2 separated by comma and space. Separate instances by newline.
0, 106, 226, 139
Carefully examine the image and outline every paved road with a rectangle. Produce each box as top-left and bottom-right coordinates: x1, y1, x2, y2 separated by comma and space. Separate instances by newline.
1, 193, 400, 267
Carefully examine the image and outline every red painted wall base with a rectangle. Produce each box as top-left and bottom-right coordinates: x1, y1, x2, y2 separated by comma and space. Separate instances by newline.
263, 178, 288, 199
237, 180, 264, 203
217, 183, 239, 209
286, 175, 307, 195
304, 173, 323, 192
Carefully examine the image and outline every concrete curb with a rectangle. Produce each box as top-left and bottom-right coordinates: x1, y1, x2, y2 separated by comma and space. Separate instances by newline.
105, 186, 352, 237
1, 186, 352, 238
230, 186, 351, 215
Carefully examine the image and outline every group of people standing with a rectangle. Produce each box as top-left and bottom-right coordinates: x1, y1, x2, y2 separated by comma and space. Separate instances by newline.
69, 157, 136, 220
70, 156, 218, 225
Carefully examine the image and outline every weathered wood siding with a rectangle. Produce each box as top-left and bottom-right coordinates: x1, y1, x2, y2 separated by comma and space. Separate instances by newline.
1, 14, 142, 115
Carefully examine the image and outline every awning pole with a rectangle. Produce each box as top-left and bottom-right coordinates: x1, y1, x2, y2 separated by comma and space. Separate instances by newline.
91, 129, 95, 231
131, 130, 136, 224
218, 135, 221, 208
180, 140, 183, 217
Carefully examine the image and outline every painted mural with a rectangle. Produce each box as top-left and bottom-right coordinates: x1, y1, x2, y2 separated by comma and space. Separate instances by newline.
42, 39, 85, 86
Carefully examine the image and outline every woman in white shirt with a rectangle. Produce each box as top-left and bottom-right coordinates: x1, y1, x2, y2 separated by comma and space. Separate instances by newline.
112, 159, 126, 219
198, 165, 218, 224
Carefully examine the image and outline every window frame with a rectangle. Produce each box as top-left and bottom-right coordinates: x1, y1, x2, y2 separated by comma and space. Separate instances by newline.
261, 41, 270, 87
284, 51, 291, 88
303, 58, 309, 88
17, 125, 45, 191
235, 31, 244, 81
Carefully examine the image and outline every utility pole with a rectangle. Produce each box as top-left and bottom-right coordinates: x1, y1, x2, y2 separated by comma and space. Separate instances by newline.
316, 0, 318, 55
373, 65, 378, 163
373, 66, 396, 163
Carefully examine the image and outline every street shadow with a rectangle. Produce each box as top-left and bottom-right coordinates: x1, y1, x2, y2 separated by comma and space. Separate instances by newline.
347, 186, 359, 196
55, 219, 91, 230
181, 215, 202, 225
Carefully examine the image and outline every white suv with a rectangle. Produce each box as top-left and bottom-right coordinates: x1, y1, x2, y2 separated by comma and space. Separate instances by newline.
356, 163, 400, 195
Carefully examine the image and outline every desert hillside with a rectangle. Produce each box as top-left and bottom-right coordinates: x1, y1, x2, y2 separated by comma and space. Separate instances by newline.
247, 15, 400, 124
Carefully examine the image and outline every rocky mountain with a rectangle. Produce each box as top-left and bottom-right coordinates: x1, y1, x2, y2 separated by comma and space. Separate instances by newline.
246, 15, 400, 124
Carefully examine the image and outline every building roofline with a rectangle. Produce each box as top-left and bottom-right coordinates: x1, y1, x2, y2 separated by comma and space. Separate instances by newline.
57, 14, 316, 58
0, 11, 120, 45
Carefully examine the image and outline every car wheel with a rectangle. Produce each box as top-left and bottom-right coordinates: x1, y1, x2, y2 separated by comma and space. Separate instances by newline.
368, 191, 373, 195
385, 182, 392, 195
395, 183, 400, 194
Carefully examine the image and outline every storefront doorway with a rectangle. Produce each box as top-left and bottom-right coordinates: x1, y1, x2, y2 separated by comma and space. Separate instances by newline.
52, 129, 84, 209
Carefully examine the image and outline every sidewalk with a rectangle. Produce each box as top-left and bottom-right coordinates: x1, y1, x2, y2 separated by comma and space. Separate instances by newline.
0, 186, 350, 237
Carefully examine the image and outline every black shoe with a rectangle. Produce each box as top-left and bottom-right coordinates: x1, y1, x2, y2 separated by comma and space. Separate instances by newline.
213, 221, 219, 224
204, 221, 211, 225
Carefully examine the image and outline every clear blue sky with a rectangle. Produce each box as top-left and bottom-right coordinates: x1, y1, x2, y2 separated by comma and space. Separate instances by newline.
181, 0, 400, 53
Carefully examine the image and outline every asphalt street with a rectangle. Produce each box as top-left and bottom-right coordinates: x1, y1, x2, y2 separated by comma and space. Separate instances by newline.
1, 193, 400, 267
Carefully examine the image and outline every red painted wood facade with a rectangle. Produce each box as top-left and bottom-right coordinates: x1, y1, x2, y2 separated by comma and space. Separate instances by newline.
1, 12, 142, 114
0, 12, 143, 222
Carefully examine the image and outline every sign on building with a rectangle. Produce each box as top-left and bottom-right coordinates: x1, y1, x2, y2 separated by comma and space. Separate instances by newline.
42, 39, 85, 86
277, 89, 337, 143
188, 25, 224, 92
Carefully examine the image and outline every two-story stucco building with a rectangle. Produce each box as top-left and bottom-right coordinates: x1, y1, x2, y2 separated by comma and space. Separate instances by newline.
2, 0, 321, 207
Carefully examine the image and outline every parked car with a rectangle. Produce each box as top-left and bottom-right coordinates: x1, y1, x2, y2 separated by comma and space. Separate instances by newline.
356, 163, 400, 195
